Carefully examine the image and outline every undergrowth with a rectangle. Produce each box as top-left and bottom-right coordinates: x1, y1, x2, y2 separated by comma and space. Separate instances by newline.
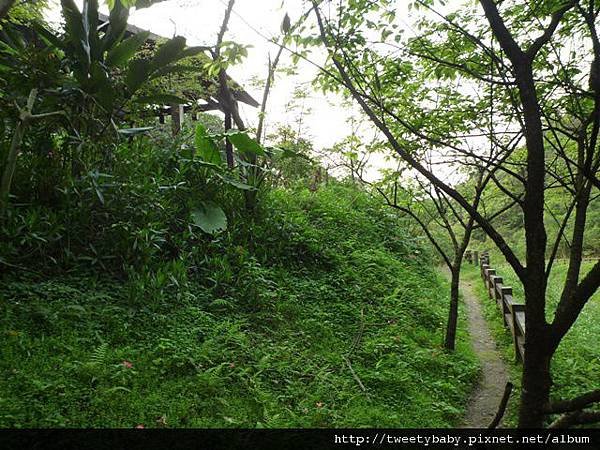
0, 184, 478, 428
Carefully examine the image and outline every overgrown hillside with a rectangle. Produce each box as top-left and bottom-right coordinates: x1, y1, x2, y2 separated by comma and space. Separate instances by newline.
0, 183, 478, 428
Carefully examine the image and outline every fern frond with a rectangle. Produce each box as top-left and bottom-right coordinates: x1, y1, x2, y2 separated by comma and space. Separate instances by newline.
90, 342, 109, 366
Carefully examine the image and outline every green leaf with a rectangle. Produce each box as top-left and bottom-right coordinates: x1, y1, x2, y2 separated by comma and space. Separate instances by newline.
271, 146, 311, 160
195, 124, 222, 165
148, 64, 197, 80
33, 23, 65, 49
181, 159, 223, 171
105, 386, 132, 394
106, 31, 150, 67
133, 0, 168, 8
101, 0, 130, 52
89, 62, 115, 110
117, 127, 154, 136
0, 40, 19, 56
151, 36, 186, 69
82, 0, 101, 61
216, 173, 256, 191
61, 0, 87, 63
225, 131, 265, 156
191, 202, 227, 234
178, 46, 209, 59
125, 58, 151, 93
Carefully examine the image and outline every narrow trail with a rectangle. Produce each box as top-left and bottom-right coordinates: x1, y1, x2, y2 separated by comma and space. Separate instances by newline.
443, 269, 510, 428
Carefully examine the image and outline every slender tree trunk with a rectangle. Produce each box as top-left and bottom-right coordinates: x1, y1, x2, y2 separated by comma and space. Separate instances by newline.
0, 120, 26, 213
224, 112, 234, 169
444, 263, 461, 351
444, 216, 475, 351
518, 309, 553, 427
256, 45, 283, 144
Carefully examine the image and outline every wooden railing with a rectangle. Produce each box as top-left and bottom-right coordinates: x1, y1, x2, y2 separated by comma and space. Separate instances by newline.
464, 250, 526, 363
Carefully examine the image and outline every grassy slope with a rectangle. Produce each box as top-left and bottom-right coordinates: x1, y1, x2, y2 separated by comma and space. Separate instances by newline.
0, 185, 478, 428
462, 257, 600, 427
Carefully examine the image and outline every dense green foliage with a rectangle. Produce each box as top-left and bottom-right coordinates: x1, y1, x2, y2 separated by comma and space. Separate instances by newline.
0, 175, 478, 427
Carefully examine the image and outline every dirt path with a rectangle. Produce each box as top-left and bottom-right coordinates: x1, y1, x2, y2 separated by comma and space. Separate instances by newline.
443, 269, 510, 428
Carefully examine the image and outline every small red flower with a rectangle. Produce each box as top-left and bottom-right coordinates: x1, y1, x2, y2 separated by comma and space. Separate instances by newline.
122, 360, 133, 369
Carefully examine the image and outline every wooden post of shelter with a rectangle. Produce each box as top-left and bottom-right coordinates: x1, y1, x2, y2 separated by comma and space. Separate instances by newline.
171, 104, 180, 135
224, 111, 234, 169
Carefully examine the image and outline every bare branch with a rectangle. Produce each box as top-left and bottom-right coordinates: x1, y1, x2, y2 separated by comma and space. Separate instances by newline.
488, 382, 513, 429
546, 389, 600, 414
526, 1, 577, 59
215, 0, 235, 56
549, 410, 600, 428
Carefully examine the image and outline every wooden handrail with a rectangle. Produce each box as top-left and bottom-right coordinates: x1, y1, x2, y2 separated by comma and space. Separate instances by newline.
467, 250, 525, 362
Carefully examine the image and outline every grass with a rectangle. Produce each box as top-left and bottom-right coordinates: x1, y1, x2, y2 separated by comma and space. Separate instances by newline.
0, 184, 479, 428
461, 255, 600, 427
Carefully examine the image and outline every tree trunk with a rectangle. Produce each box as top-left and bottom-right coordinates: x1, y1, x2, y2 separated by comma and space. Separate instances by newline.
518, 289, 553, 428
444, 217, 475, 352
0, 120, 25, 213
256, 45, 283, 144
513, 58, 551, 430
444, 264, 461, 351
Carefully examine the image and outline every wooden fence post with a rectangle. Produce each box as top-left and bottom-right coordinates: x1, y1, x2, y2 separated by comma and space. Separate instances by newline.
500, 286, 512, 326
510, 302, 526, 362
485, 268, 496, 299
492, 276, 503, 305
481, 263, 489, 282
481, 251, 489, 266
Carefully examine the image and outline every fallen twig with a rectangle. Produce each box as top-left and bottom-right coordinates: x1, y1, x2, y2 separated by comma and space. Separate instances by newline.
343, 355, 370, 399
488, 382, 513, 429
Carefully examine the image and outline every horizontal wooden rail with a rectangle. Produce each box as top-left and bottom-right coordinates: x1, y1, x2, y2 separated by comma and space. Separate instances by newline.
464, 250, 525, 363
